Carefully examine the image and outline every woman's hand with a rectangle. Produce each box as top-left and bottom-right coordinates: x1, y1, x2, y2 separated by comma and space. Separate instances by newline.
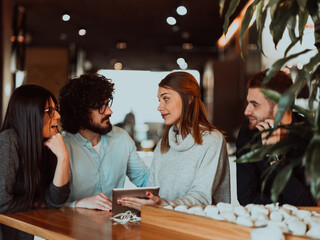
44, 133, 69, 187
117, 192, 162, 211
44, 133, 69, 162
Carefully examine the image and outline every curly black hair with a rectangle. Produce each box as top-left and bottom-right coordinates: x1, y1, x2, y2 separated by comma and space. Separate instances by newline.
59, 73, 114, 133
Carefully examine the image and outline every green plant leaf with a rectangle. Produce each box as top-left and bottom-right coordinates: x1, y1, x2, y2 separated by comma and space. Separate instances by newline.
239, 0, 261, 57
261, 164, 277, 194
260, 88, 281, 103
223, 0, 241, 35
314, 103, 320, 132
287, 16, 297, 43
263, 49, 312, 85
306, 0, 320, 47
298, 9, 309, 42
284, 36, 302, 57
296, 0, 307, 12
303, 133, 320, 199
304, 52, 320, 73
271, 157, 302, 202
219, 0, 227, 16
267, 0, 281, 8
271, 164, 293, 202
257, 9, 267, 54
308, 64, 320, 111
284, 16, 300, 56
275, 71, 307, 126
236, 145, 273, 163
255, 0, 264, 31
292, 104, 314, 123
269, 1, 297, 48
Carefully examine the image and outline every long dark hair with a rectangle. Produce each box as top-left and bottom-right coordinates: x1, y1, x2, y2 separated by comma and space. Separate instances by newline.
1, 84, 56, 209
159, 71, 219, 153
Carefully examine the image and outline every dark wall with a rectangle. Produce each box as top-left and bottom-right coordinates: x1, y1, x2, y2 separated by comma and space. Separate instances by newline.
213, 58, 247, 142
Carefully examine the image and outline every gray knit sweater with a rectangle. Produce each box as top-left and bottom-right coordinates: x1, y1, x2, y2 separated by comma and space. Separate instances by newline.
147, 126, 231, 206
0, 129, 70, 240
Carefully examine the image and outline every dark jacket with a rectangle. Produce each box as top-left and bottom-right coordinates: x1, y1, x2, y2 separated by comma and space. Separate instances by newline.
0, 129, 70, 240
236, 112, 317, 206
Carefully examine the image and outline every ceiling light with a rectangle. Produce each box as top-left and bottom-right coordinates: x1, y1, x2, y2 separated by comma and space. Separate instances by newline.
176, 6, 187, 16
177, 58, 186, 65
182, 31, 190, 39
177, 58, 188, 69
114, 62, 123, 70
166, 16, 176, 25
116, 42, 127, 49
172, 26, 180, 32
60, 33, 67, 40
62, 14, 70, 22
182, 43, 193, 50
78, 28, 86, 36
179, 62, 188, 70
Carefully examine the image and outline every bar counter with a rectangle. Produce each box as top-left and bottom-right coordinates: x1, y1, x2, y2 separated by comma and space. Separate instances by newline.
0, 207, 198, 240
0, 206, 319, 239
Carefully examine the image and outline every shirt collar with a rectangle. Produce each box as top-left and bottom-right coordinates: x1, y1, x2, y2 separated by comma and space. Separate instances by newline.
74, 132, 108, 147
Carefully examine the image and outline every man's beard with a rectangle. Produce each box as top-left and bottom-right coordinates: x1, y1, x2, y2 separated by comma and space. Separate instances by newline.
248, 106, 274, 130
85, 115, 113, 135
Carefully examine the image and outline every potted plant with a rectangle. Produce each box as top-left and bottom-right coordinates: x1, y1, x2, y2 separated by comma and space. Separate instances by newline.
220, 0, 320, 202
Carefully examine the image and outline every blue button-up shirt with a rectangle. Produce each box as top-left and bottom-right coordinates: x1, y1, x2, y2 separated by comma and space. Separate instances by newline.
63, 126, 149, 202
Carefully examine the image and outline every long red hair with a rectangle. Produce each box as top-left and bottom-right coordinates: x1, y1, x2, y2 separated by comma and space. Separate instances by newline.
159, 71, 220, 153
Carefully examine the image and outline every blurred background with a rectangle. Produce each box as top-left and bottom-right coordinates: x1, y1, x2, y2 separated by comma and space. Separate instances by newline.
0, 0, 315, 150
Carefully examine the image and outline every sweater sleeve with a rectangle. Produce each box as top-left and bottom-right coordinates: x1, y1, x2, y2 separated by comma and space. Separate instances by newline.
0, 130, 21, 213
162, 133, 231, 206
45, 182, 70, 209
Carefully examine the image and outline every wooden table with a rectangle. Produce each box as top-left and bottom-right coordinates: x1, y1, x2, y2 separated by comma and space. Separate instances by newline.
141, 206, 320, 240
0, 208, 197, 240
1, 206, 319, 240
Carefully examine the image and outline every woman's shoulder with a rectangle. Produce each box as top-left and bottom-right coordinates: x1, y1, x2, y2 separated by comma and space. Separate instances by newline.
201, 129, 225, 145
0, 129, 19, 158
0, 128, 18, 143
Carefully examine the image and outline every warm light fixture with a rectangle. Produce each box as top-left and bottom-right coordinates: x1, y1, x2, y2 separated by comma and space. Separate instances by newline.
114, 62, 123, 70
166, 16, 176, 25
182, 43, 193, 50
116, 42, 127, 49
217, 0, 255, 48
217, 19, 240, 47
176, 6, 187, 16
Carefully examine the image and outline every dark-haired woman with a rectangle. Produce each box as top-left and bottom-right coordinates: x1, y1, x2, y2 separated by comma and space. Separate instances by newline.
119, 71, 230, 209
0, 85, 70, 240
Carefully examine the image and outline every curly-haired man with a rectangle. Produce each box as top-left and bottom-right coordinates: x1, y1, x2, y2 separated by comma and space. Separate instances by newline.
59, 74, 149, 211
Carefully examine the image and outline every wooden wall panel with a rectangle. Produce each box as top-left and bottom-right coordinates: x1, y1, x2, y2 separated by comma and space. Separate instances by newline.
25, 48, 69, 100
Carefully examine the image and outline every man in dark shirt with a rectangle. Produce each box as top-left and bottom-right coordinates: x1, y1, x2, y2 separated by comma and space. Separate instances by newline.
236, 69, 316, 206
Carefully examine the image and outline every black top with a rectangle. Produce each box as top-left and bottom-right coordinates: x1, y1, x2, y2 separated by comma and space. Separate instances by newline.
0, 129, 70, 240
236, 112, 317, 206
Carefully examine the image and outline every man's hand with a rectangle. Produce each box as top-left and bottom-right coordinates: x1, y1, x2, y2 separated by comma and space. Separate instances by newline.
75, 193, 112, 211
256, 119, 282, 145
117, 192, 162, 211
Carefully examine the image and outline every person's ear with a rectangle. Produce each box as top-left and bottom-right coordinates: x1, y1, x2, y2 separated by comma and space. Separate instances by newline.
273, 104, 278, 118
